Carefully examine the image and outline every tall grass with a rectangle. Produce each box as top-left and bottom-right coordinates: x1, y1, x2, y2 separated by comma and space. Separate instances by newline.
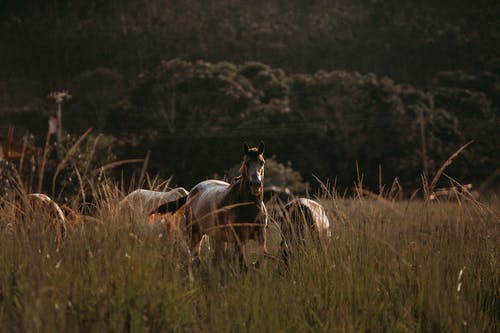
0, 180, 498, 332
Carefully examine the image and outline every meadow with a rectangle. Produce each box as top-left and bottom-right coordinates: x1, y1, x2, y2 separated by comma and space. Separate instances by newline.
2, 2, 499, 332
0, 181, 498, 332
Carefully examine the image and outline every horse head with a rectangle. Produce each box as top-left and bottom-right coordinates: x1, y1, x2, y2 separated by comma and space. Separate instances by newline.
241, 141, 265, 197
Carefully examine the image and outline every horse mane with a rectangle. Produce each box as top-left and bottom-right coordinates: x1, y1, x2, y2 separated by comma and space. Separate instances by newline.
244, 147, 261, 157
231, 175, 242, 184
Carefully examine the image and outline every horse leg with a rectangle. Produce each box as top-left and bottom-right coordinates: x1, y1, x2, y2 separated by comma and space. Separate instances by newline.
260, 228, 268, 256
252, 226, 268, 269
238, 244, 248, 271
189, 223, 203, 265
212, 239, 226, 266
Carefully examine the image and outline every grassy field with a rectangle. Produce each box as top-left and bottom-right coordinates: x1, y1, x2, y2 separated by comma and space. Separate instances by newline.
0, 184, 498, 332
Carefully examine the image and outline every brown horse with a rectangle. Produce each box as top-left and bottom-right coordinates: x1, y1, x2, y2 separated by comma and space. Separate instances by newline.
184, 142, 267, 267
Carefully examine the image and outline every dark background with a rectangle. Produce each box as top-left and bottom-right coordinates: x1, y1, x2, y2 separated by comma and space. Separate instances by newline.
1, 0, 499, 195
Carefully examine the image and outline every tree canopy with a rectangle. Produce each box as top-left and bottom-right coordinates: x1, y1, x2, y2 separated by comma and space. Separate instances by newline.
1, 1, 499, 194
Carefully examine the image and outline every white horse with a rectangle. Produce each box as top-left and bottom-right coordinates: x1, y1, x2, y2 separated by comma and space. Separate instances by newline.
118, 188, 189, 233
22, 193, 67, 250
285, 198, 331, 237
280, 197, 332, 262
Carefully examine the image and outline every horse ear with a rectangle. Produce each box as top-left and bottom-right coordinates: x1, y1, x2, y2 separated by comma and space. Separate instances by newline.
258, 141, 265, 155
243, 143, 249, 155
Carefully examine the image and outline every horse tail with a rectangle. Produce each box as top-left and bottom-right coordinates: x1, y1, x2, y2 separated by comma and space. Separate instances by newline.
149, 194, 188, 215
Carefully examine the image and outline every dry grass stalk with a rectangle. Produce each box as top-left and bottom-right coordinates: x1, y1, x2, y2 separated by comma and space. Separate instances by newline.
359, 188, 403, 216
354, 161, 363, 198
73, 164, 86, 204
37, 127, 52, 193
128, 171, 137, 193
28, 154, 36, 193
442, 173, 496, 218
18, 131, 28, 174
83, 133, 101, 180
387, 177, 403, 201
378, 164, 384, 197
409, 188, 421, 201
428, 140, 473, 198
51, 128, 93, 196
312, 174, 337, 200
92, 159, 144, 176
138, 150, 151, 187
145, 174, 153, 189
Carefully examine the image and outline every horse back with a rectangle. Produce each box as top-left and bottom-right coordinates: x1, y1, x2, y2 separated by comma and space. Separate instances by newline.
286, 198, 331, 238
185, 180, 229, 231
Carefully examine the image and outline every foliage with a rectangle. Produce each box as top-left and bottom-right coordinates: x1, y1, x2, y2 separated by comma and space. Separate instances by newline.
1, 0, 500, 192
263, 158, 308, 194
131, 59, 289, 135
68, 68, 125, 132
1, 0, 498, 85
124, 58, 499, 192
1, 130, 125, 205
2, 57, 499, 193
0, 160, 19, 200
288, 71, 465, 188
431, 70, 500, 183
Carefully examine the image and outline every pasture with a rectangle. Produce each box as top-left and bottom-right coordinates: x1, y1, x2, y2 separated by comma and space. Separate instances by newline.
0, 182, 498, 332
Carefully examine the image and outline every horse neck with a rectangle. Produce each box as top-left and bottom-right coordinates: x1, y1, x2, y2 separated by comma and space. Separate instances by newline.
226, 177, 262, 205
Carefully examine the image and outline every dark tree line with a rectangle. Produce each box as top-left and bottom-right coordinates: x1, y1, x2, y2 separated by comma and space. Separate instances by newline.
128, 60, 499, 191
1, 1, 499, 194
1, 0, 499, 84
